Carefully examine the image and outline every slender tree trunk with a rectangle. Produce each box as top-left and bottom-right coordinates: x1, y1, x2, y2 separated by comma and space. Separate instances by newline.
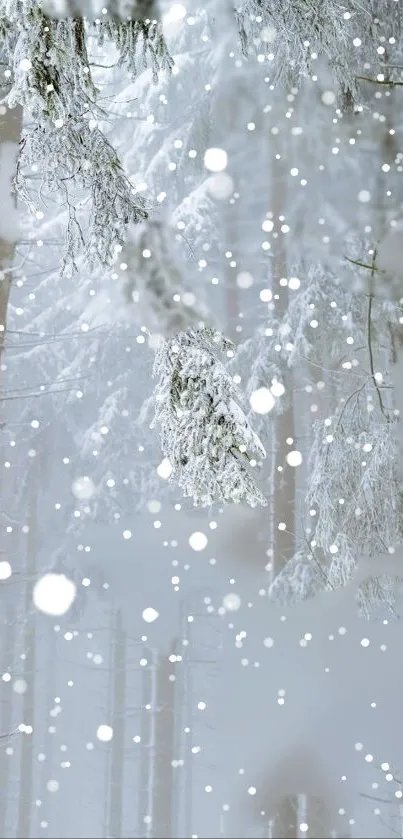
0, 105, 23, 835
0, 604, 16, 837
138, 646, 156, 838
273, 794, 332, 839
151, 647, 176, 839
270, 142, 296, 578
211, 4, 241, 343
16, 468, 37, 839
108, 609, 126, 839
0, 103, 22, 369
35, 625, 57, 837
103, 607, 115, 839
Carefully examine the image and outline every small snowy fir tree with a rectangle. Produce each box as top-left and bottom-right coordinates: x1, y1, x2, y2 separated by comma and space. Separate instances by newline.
267, 264, 403, 606
121, 220, 208, 337
153, 326, 267, 507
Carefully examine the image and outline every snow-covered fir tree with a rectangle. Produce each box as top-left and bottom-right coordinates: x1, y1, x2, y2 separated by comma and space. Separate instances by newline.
153, 326, 267, 507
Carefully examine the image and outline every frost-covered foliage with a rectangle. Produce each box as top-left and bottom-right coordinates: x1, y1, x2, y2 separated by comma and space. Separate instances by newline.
0, 0, 172, 271
307, 393, 401, 572
18, 119, 148, 273
268, 549, 328, 606
153, 327, 267, 507
42, 0, 159, 21
267, 267, 403, 606
95, 13, 173, 83
228, 319, 290, 447
356, 574, 403, 620
234, 0, 359, 104
265, 264, 401, 376
234, 0, 403, 110
121, 220, 208, 336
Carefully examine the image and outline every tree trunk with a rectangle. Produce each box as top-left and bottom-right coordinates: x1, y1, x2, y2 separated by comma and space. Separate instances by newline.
35, 624, 57, 837
270, 142, 296, 578
108, 609, 126, 839
0, 604, 16, 838
16, 467, 37, 839
210, 5, 241, 343
151, 648, 176, 838
0, 103, 22, 370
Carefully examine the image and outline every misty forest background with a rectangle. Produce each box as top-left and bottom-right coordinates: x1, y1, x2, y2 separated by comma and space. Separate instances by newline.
1, 0, 403, 837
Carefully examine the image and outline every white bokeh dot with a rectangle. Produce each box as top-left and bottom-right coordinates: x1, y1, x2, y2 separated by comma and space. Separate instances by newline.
0, 561, 12, 580
189, 532, 208, 551
286, 450, 302, 467
164, 3, 186, 23
13, 679, 27, 694
270, 380, 285, 397
207, 172, 234, 200
97, 724, 113, 742
46, 780, 59, 793
19, 58, 32, 71
147, 500, 161, 514
250, 387, 275, 414
222, 592, 241, 611
321, 90, 336, 105
157, 458, 173, 480
71, 476, 95, 501
236, 271, 254, 289
203, 147, 228, 172
142, 607, 160, 623
33, 574, 76, 617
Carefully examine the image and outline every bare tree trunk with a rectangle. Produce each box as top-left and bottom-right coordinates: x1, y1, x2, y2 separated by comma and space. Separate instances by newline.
35, 624, 57, 837
270, 145, 296, 578
0, 105, 23, 835
108, 609, 126, 839
16, 468, 37, 839
151, 647, 177, 839
0, 103, 22, 368
139, 647, 157, 839
272, 794, 333, 839
0, 604, 16, 837
210, 5, 241, 343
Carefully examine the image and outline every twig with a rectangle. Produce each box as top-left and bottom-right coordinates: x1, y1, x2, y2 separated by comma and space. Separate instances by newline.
367, 249, 389, 420
356, 74, 403, 86
345, 255, 386, 274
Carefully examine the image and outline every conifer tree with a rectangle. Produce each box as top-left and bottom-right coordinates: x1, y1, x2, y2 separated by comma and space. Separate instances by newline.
153, 326, 267, 507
